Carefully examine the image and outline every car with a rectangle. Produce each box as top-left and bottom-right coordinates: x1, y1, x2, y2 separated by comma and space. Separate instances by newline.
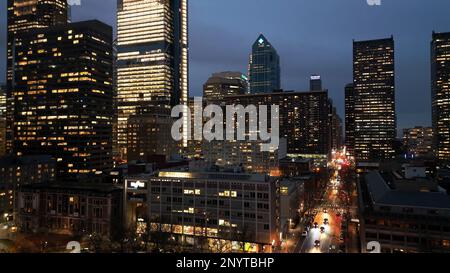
320, 226, 325, 233
314, 222, 318, 228
323, 218, 329, 225
336, 212, 341, 217
301, 231, 308, 237
314, 240, 320, 247
323, 209, 328, 213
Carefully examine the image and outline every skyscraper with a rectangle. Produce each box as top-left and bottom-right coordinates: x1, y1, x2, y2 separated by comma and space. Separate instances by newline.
6, 0, 68, 154
116, 0, 188, 158
203, 72, 248, 101
431, 31, 450, 164
13, 20, 114, 178
353, 37, 396, 162
0, 86, 6, 157
310, 75, 322, 91
345, 83, 355, 157
248, 34, 280, 94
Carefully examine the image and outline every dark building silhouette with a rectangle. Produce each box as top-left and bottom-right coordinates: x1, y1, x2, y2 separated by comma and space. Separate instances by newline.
248, 34, 280, 94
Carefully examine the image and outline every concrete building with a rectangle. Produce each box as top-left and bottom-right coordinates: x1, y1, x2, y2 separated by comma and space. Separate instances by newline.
18, 183, 123, 238
127, 106, 175, 163
124, 169, 280, 252
402, 127, 434, 159
359, 171, 450, 253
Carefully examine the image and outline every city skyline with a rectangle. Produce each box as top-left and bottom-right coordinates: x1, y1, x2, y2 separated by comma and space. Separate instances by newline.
1, 0, 450, 256
2, 0, 450, 132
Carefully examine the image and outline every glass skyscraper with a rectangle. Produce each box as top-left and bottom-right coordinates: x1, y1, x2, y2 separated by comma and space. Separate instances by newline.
353, 37, 396, 162
248, 34, 280, 94
431, 31, 450, 164
116, 0, 188, 159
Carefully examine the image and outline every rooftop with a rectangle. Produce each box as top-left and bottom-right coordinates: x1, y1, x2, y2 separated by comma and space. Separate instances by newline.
365, 171, 450, 210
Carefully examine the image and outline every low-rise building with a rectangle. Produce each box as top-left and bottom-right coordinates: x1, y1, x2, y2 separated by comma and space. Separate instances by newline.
279, 178, 305, 232
18, 183, 123, 239
359, 171, 450, 253
124, 169, 280, 252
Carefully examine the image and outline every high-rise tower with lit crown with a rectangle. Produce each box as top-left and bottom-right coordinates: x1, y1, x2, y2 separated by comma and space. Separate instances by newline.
116, 0, 188, 159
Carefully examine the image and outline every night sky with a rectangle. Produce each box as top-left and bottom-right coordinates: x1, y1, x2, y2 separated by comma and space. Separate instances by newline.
1, 0, 450, 133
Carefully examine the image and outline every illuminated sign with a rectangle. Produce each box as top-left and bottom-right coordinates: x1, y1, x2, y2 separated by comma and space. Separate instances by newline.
130, 181, 146, 189
310, 75, 321, 80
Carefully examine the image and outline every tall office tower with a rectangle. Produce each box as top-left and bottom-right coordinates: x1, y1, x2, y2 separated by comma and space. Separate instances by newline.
345, 83, 355, 156
248, 34, 280, 94
402, 127, 434, 159
353, 37, 396, 162
6, 0, 68, 154
0, 86, 6, 157
13, 20, 113, 178
431, 32, 450, 164
310, 75, 322, 91
116, 0, 188, 159
203, 72, 248, 101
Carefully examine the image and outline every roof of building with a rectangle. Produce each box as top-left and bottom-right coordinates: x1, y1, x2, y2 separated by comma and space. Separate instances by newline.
365, 171, 450, 210
156, 170, 270, 183
19, 182, 121, 193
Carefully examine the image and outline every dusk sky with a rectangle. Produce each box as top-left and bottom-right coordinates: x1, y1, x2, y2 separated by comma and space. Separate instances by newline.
1, 0, 450, 132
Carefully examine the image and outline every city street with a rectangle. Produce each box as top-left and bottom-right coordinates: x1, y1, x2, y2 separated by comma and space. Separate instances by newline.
292, 150, 354, 253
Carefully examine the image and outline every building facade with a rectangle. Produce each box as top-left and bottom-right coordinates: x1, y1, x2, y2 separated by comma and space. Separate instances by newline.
13, 20, 114, 178
116, 0, 188, 158
127, 106, 175, 163
310, 75, 322, 91
224, 90, 332, 158
359, 171, 450, 253
431, 32, 450, 165
18, 183, 123, 238
345, 83, 355, 157
248, 34, 280, 94
6, 0, 68, 154
402, 127, 434, 159
353, 37, 396, 162
0, 86, 6, 157
203, 72, 248, 101
0, 155, 56, 223
124, 170, 280, 252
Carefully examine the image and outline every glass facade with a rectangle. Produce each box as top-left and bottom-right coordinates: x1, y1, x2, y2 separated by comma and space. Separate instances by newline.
431, 32, 450, 164
248, 34, 280, 94
116, 0, 188, 159
353, 37, 396, 162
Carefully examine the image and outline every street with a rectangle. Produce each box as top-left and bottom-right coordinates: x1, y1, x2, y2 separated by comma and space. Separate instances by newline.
291, 149, 356, 253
